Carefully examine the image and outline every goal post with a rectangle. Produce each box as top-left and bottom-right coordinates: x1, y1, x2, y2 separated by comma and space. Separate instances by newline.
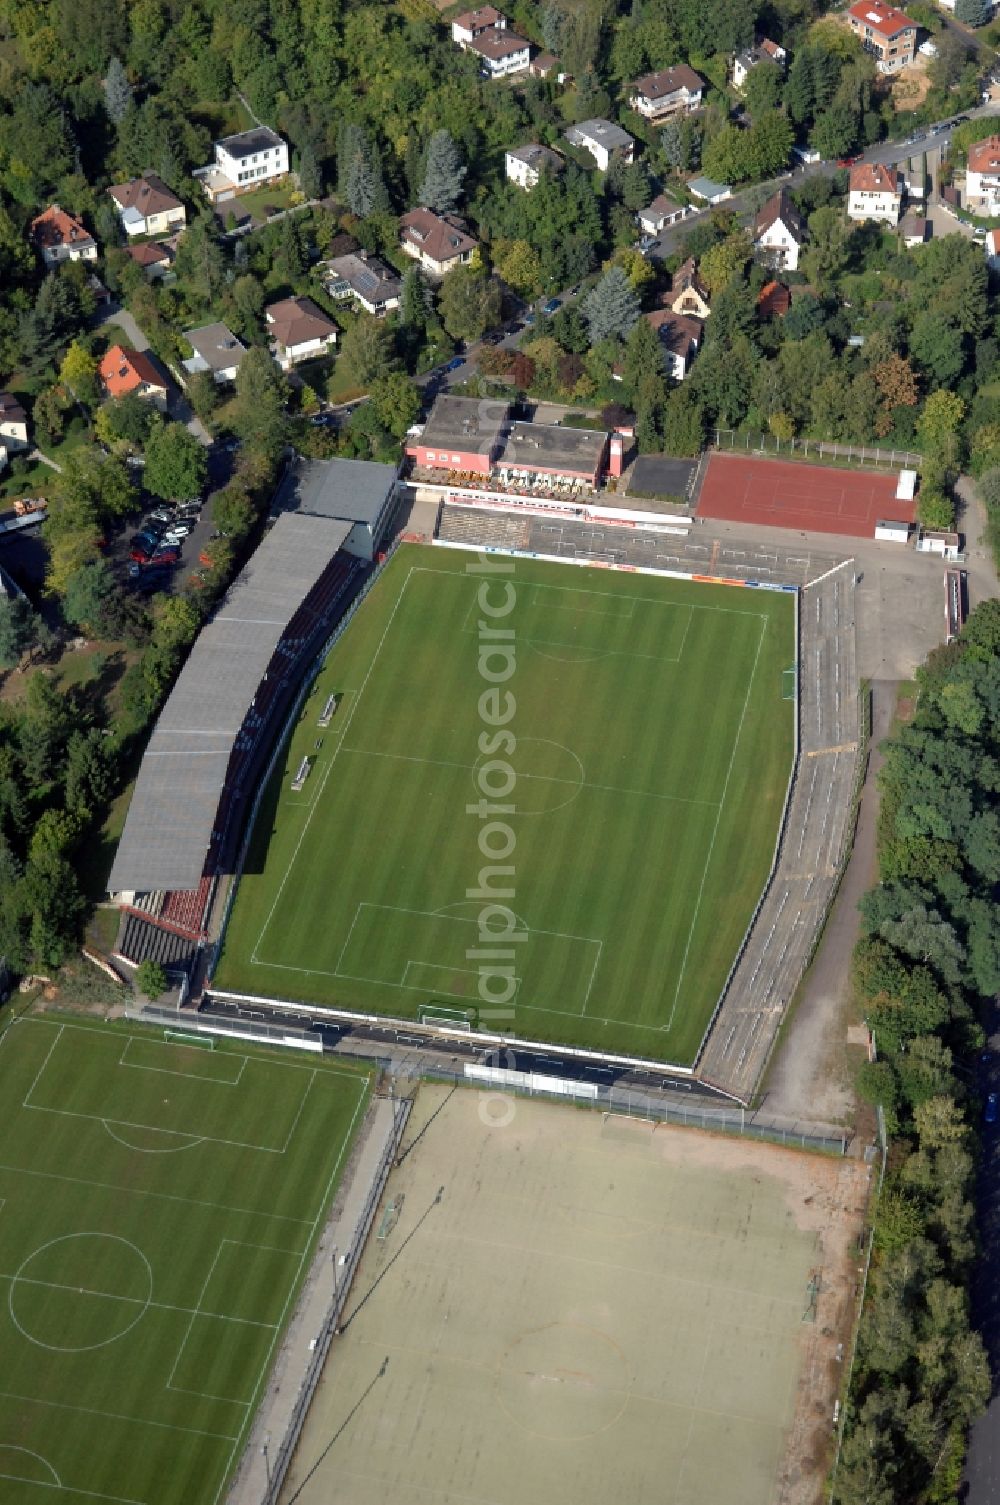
418, 1003, 476, 1031
782, 666, 797, 701
164, 1028, 215, 1050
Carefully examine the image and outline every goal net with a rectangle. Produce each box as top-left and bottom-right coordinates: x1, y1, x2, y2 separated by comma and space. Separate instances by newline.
164, 1029, 215, 1050
418, 1004, 476, 1031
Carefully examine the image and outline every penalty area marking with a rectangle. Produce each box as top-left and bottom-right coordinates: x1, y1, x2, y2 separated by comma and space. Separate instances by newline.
117, 1035, 248, 1086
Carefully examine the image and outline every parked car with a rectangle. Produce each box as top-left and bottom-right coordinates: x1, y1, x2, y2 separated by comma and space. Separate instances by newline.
542, 297, 561, 315
149, 508, 174, 524
130, 528, 162, 548
445, 356, 465, 372
153, 545, 181, 564
634, 236, 656, 253
163, 523, 192, 542
129, 545, 154, 563
836, 154, 861, 167
481, 330, 505, 346
986, 1092, 998, 1125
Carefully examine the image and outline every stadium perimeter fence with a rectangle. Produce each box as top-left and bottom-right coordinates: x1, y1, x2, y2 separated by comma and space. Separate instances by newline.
712, 428, 922, 470
256, 1095, 412, 1505
125, 1004, 849, 1154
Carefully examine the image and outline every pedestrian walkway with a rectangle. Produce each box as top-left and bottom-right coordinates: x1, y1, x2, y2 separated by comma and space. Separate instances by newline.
227, 1093, 405, 1505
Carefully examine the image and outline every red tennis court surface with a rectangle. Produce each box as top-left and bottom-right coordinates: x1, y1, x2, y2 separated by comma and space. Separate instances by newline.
697, 453, 914, 538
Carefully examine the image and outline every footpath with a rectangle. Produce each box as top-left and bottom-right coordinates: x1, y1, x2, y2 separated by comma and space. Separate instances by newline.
227, 1092, 405, 1505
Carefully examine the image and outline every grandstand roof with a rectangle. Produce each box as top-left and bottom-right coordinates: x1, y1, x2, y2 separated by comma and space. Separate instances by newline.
417, 394, 510, 457
274, 456, 397, 527
108, 512, 351, 894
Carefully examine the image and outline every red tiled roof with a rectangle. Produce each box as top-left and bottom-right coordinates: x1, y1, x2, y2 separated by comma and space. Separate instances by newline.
849, 162, 899, 195
645, 310, 702, 358
847, 0, 916, 38
124, 241, 172, 268
99, 345, 165, 398
468, 28, 529, 58
30, 204, 94, 252
968, 136, 1000, 175
757, 281, 791, 318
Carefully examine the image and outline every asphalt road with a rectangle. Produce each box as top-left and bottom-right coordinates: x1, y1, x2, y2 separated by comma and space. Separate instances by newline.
646, 102, 1000, 261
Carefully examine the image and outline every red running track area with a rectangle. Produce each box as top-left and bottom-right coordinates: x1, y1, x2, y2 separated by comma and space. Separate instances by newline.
697, 453, 914, 539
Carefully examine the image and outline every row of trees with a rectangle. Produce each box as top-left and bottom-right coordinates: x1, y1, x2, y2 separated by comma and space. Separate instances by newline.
834, 606, 1000, 1504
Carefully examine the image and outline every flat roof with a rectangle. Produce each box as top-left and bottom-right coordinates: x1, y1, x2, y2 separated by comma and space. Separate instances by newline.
499, 422, 608, 472
274, 456, 398, 527
417, 395, 510, 457
108, 513, 351, 894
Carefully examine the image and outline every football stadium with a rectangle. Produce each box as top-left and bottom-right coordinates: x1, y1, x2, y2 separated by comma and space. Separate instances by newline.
214, 545, 795, 1065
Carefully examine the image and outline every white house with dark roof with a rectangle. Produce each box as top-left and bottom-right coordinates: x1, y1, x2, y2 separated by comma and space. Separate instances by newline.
108, 174, 186, 238
505, 144, 564, 190
637, 192, 691, 236
0, 393, 29, 471
265, 297, 338, 370
753, 190, 806, 271
732, 48, 781, 90
182, 322, 249, 385
319, 251, 401, 316
194, 127, 290, 203
451, 5, 506, 46
564, 119, 635, 172
629, 66, 704, 121
468, 27, 530, 76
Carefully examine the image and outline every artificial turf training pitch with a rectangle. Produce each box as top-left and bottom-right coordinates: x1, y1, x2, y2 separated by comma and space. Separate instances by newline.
0, 1017, 369, 1505
217, 544, 795, 1064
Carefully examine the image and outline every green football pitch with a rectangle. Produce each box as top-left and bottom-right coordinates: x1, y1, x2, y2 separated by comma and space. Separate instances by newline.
217, 545, 795, 1063
0, 1016, 369, 1505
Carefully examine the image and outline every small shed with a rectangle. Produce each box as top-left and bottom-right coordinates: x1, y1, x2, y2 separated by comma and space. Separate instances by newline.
916, 529, 961, 559
896, 469, 917, 501
874, 519, 911, 544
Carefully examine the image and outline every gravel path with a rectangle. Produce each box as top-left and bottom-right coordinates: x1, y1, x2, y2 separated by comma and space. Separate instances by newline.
760, 680, 894, 1123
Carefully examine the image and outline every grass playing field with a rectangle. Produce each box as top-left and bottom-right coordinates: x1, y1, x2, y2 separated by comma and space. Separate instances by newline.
0, 1016, 369, 1505
216, 545, 795, 1063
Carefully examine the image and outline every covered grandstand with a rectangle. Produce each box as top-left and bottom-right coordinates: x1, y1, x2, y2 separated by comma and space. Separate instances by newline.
108, 509, 369, 969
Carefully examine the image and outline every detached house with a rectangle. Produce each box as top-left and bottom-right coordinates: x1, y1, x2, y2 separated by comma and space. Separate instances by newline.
400, 209, 478, 277
468, 28, 530, 77
965, 136, 1000, 217
182, 323, 248, 385
848, 163, 903, 224
753, 190, 806, 272
665, 259, 711, 319
632, 66, 701, 123
108, 174, 186, 238
564, 119, 635, 172
319, 252, 402, 316
0, 394, 29, 471
265, 297, 338, 370
847, 0, 917, 74
30, 205, 97, 267
629, 66, 704, 121
123, 241, 176, 280
194, 127, 290, 203
451, 6, 506, 46
505, 144, 564, 190
644, 310, 702, 382
98, 346, 169, 409
637, 191, 691, 236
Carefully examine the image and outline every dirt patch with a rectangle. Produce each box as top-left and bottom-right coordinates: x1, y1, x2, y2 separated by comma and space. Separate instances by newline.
282, 1085, 871, 1505
889, 59, 932, 113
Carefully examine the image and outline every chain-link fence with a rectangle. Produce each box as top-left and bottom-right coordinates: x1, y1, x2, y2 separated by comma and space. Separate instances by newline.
713, 428, 921, 470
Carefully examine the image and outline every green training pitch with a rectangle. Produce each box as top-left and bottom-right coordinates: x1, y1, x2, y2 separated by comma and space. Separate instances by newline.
216, 545, 795, 1063
0, 1016, 369, 1505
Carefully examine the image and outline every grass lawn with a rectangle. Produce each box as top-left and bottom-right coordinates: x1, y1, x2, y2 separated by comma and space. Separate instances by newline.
0, 1016, 369, 1505
325, 359, 364, 404
216, 545, 794, 1063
